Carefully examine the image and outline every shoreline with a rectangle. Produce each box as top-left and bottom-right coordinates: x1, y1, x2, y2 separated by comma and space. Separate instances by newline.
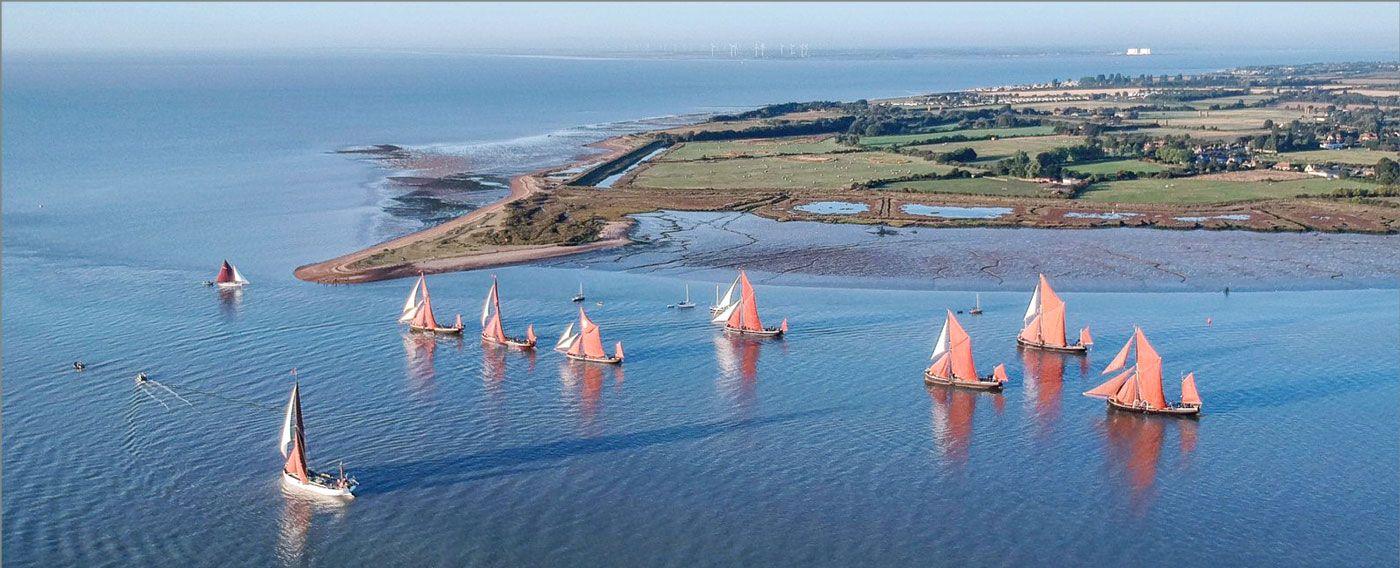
295, 138, 639, 284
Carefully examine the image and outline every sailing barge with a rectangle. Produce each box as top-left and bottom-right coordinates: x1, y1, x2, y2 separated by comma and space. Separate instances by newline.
399, 272, 464, 335
1017, 274, 1092, 353
480, 277, 536, 349
215, 260, 251, 288
557, 306, 624, 364
279, 382, 357, 498
1083, 327, 1201, 417
925, 310, 1008, 391
712, 270, 787, 338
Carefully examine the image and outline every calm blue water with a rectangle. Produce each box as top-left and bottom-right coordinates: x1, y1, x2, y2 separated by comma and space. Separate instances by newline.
4, 49, 1399, 567
901, 204, 1013, 219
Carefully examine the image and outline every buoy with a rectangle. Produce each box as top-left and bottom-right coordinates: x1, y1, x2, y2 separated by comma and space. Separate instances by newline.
1206, 317, 1212, 325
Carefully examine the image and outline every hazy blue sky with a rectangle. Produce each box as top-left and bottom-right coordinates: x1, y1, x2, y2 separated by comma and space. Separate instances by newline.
3, 2, 1397, 53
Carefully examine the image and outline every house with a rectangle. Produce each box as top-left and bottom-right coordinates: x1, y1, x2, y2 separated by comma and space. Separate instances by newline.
1273, 162, 1293, 171
1360, 132, 1379, 142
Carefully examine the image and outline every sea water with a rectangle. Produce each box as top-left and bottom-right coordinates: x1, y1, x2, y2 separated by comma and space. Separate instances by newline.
4, 49, 1398, 567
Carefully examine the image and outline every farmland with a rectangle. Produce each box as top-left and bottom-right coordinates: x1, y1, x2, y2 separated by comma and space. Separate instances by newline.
859, 126, 1057, 147
1078, 176, 1373, 204
1064, 159, 1170, 175
875, 176, 1051, 197
625, 151, 956, 190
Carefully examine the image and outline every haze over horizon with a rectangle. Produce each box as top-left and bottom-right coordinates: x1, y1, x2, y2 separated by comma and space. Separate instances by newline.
3, 2, 1397, 55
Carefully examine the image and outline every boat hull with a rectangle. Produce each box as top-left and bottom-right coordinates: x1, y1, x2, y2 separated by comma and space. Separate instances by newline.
723, 325, 784, 338
676, 303, 696, 309
282, 473, 355, 498
564, 353, 622, 364
216, 282, 246, 289
1107, 398, 1200, 417
924, 370, 1003, 391
1016, 338, 1088, 353
483, 334, 536, 350
410, 325, 464, 335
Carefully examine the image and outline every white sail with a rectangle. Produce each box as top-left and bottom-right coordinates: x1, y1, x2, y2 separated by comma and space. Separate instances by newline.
398, 275, 423, 323
712, 300, 740, 324
230, 264, 250, 285
1022, 283, 1041, 327
717, 275, 740, 309
684, 285, 690, 303
481, 282, 496, 327
279, 384, 298, 457
930, 318, 950, 360
555, 322, 577, 350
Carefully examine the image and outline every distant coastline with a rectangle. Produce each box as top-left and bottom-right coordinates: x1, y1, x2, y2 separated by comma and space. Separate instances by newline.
295, 61, 1400, 284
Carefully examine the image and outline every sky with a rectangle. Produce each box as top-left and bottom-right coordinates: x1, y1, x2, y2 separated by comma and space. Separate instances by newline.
3, 2, 1398, 54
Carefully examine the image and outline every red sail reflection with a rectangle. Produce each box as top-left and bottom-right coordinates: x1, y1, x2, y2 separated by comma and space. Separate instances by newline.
1020, 348, 1065, 440
1102, 412, 1167, 515
714, 335, 760, 416
928, 386, 980, 466
402, 332, 438, 398
559, 361, 608, 433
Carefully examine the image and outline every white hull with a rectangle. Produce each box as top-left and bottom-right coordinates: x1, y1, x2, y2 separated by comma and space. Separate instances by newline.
217, 281, 247, 288
282, 473, 355, 498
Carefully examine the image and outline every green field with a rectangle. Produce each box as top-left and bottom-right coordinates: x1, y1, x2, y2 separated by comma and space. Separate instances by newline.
1064, 159, 1170, 175
661, 137, 842, 161
877, 176, 1049, 197
626, 151, 955, 190
1182, 94, 1278, 109
860, 126, 1057, 147
1079, 177, 1372, 204
1127, 108, 1307, 131
1273, 149, 1398, 166
909, 135, 1084, 164
1126, 127, 1271, 141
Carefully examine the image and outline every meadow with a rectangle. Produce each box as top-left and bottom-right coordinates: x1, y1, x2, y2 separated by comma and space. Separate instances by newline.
661, 136, 842, 161
859, 126, 1057, 147
1064, 158, 1170, 175
909, 135, 1084, 163
1273, 149, 1398, 166
625, 151, 955, 190
1078, 176, 1372, 204
876, 176, 1050, 197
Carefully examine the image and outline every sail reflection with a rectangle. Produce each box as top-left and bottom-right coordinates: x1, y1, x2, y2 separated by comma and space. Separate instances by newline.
1100, 412, 1201, 515
928, 386, 981, 466
402, 333, 437, 398
481, 343, 508, 390
217, 287, 242, 319
1020, 348, 1065, 440
276, 493, 312, 568
714, 335, 760, 415
559, 361, 609, 433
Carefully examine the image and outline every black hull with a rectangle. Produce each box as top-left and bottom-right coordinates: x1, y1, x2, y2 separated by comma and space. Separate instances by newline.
1016, 338, 1088, 354
924, 371, 1004, 391
1107, 398, 1200, 417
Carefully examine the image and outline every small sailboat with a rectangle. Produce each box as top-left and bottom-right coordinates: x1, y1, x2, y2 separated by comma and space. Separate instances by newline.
1016, 274, 1090, 353
676, 285, 695, 309
558, 306, 624, 364
713, 270, 787, 338
710, 274, 741, 315
571, 282, 586, 303
969, 293, 983, 315
279, 382, 357, 497
400, 272, 464, 335
480, 276, 536, 349
924, 310, 1008, 391
1083, 327, 1201, 417
215, 260, 250, 288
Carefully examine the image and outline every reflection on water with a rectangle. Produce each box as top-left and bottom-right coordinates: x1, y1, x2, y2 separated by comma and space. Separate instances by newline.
218, 287, 242, 319
714, 335, 760, 417
928, 386, 982, 467
402, 333, 438, 398
1101, 411, 1197, 515
276, 493, 312, 568
1021, 349, 1066, 441
559, 361, 616, 434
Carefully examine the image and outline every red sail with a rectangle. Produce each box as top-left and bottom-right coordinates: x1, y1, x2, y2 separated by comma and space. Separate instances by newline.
1111, 372, 1141, 406
283, 386, 310, 484
1181, 373, 1202, 406
527, 324, 536, 344
1037, 275, 1068, 347
1085, 367, 1134, 399
928, 352, 952, 379
992, 364, 1009, 383
571, 307, 608, 359
1018, 314, 1042, 343
1134, 328, 1167, 409
727, 270, 765, 331
216, 260, 235, 283
1101, 334, 1135, 375
945, 310, 978, 381
484, 314, 504, 341
1080, 326, 1093, 347
614, 341, 625, 361
412, 279, 440, 329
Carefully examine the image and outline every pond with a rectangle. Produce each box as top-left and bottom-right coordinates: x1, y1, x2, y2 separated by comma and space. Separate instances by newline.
1065, 211, 1142, 220
795, 201, 870, 215
901, 204, 1013, 219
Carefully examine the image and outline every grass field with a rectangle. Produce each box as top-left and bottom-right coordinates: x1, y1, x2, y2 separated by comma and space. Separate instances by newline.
1126, 127, 1272, 141
1064, 159, 1170, 175
909, 135, 1083, 163
626, 151, 955, 190
1078, 176, 1373, 204
877, 176, 1049, 197
1273, 149, 1398, 166
661, 137, 842, 161
1126, 108, 1308, 131
860, 126, 1057, 147
1182, 94, 1278, 109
